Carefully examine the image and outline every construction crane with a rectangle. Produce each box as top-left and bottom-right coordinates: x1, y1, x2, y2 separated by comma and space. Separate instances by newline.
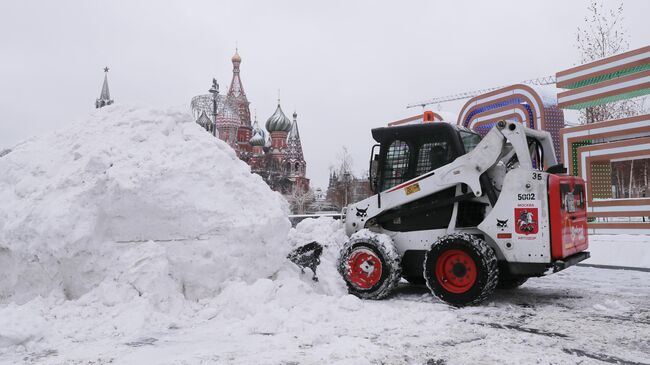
406, 75, 556, 109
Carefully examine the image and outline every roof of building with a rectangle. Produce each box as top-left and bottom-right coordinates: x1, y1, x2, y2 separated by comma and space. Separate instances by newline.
197, 110, 212, 127
285, 112, 304, 160
265, 103, 292, 132
250, 115, 266, 146
228, 49, 246, 98
250, 130, 265, 146
232, 49, 241, 63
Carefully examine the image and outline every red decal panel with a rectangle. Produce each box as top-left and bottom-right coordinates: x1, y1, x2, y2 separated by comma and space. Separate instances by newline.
548, 175, 589, 259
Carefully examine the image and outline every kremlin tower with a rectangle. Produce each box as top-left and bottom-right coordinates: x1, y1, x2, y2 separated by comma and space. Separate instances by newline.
96, 67, 114, 109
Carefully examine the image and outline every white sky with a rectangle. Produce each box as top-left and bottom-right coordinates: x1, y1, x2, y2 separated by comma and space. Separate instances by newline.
1, 0, 649, 188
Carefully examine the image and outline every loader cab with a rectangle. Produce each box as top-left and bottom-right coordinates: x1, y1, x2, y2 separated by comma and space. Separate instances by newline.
369, 123, 479, 193
368, 123, 483, 232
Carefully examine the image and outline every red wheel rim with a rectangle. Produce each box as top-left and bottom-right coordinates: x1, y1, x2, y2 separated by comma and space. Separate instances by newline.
435, 249, 477, 294
347, 248, 383, 289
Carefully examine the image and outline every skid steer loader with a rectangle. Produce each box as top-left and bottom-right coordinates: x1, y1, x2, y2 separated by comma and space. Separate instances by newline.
337, 120, 589, 306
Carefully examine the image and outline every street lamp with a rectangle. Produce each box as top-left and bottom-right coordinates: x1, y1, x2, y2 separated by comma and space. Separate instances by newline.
209, 78, 219, 137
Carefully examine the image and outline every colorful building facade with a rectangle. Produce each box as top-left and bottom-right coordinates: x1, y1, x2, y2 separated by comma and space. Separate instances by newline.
556, 45, 650, 234
390, 45, 650, 233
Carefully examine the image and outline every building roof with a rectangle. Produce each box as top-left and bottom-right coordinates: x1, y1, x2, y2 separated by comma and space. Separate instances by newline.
228, 49, 246, 98
250, 115, 266, 146
265, 103, 292, 132
197, 110, 212, 128
250, 130, 265, 146
285, 111, 304, 160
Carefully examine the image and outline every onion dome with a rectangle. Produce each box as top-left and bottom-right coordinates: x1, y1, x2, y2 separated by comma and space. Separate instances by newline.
232, 49, 241, 63
196, 110, 212, 128
265, 103, 292, 132
250, 130, 265, 146
250, 114, 265, 146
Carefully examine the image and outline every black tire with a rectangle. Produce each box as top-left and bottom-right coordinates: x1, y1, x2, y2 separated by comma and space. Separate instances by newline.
403, 276, 426, 285
338, 233, 401, 300
423, 233, 498, 307
497, 277, 528, 290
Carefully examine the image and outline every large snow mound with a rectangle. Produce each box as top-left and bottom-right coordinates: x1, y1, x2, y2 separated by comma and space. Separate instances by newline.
0, 105, 290, 304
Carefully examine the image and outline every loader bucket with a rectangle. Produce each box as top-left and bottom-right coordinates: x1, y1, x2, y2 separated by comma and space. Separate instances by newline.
287, 241, 323, 281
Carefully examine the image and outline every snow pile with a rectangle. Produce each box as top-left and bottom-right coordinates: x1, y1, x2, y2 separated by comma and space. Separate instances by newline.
0, 216, 353, 357
0, 105, 358, 356
0, 104, 291, 306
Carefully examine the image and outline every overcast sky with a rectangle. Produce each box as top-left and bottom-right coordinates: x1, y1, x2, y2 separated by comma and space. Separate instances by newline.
1, 0, 649, 188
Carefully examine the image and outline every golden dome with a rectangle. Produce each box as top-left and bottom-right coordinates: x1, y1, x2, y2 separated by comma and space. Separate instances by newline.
232, 50, 241, 63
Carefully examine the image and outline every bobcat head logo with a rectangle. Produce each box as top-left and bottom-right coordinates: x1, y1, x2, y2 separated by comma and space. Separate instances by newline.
356, 205, 369, 218
496, 219, 508, 228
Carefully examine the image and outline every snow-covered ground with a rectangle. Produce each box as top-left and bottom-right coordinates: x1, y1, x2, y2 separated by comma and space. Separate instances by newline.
2, 254, 649, 364
587, 235, 650, 269
1, 214, 648, 365
1, 105, 649, 364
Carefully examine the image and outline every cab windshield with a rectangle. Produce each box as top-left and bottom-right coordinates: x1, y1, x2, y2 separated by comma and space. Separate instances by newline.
460, 131, 481, 153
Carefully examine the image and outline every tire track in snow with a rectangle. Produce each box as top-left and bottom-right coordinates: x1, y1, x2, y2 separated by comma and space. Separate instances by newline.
562, 348, 650, 365
471, 321, 570, 338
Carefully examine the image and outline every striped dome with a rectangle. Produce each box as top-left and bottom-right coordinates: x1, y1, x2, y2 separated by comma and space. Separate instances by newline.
265, 104, 292, 132
249, 130, 265, 146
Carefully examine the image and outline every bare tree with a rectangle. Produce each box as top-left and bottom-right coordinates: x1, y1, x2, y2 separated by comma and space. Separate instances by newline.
340, 146, 357, 206
614, 168, 621, 198
643, 159, 648, 192
629, 159, 635, 198
576, 1, 646, 124
288, 185, 313, 214
337, 146, 354, 177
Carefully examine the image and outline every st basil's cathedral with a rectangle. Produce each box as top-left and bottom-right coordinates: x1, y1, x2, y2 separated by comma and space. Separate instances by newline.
190, 50, 309, 195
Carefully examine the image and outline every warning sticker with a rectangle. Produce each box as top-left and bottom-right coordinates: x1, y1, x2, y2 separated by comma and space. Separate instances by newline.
405, 183, 420, 195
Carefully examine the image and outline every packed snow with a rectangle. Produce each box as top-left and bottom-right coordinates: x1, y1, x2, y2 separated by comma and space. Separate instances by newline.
587, 234, 650, 269
1, 105, 649, 364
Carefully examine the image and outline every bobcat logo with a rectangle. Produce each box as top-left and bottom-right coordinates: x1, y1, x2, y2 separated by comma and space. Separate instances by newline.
496, 219, 508, 228
355, 205, 369, 218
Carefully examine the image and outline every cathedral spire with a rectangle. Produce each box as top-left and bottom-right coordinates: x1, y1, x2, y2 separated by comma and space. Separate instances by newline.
96, 67, 114, 109
227, 48, 251, 128
286, 111, 304, 160
228, 49, 245, 98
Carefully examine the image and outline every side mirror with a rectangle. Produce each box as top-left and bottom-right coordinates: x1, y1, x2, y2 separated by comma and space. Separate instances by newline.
369, 144, 380, 193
